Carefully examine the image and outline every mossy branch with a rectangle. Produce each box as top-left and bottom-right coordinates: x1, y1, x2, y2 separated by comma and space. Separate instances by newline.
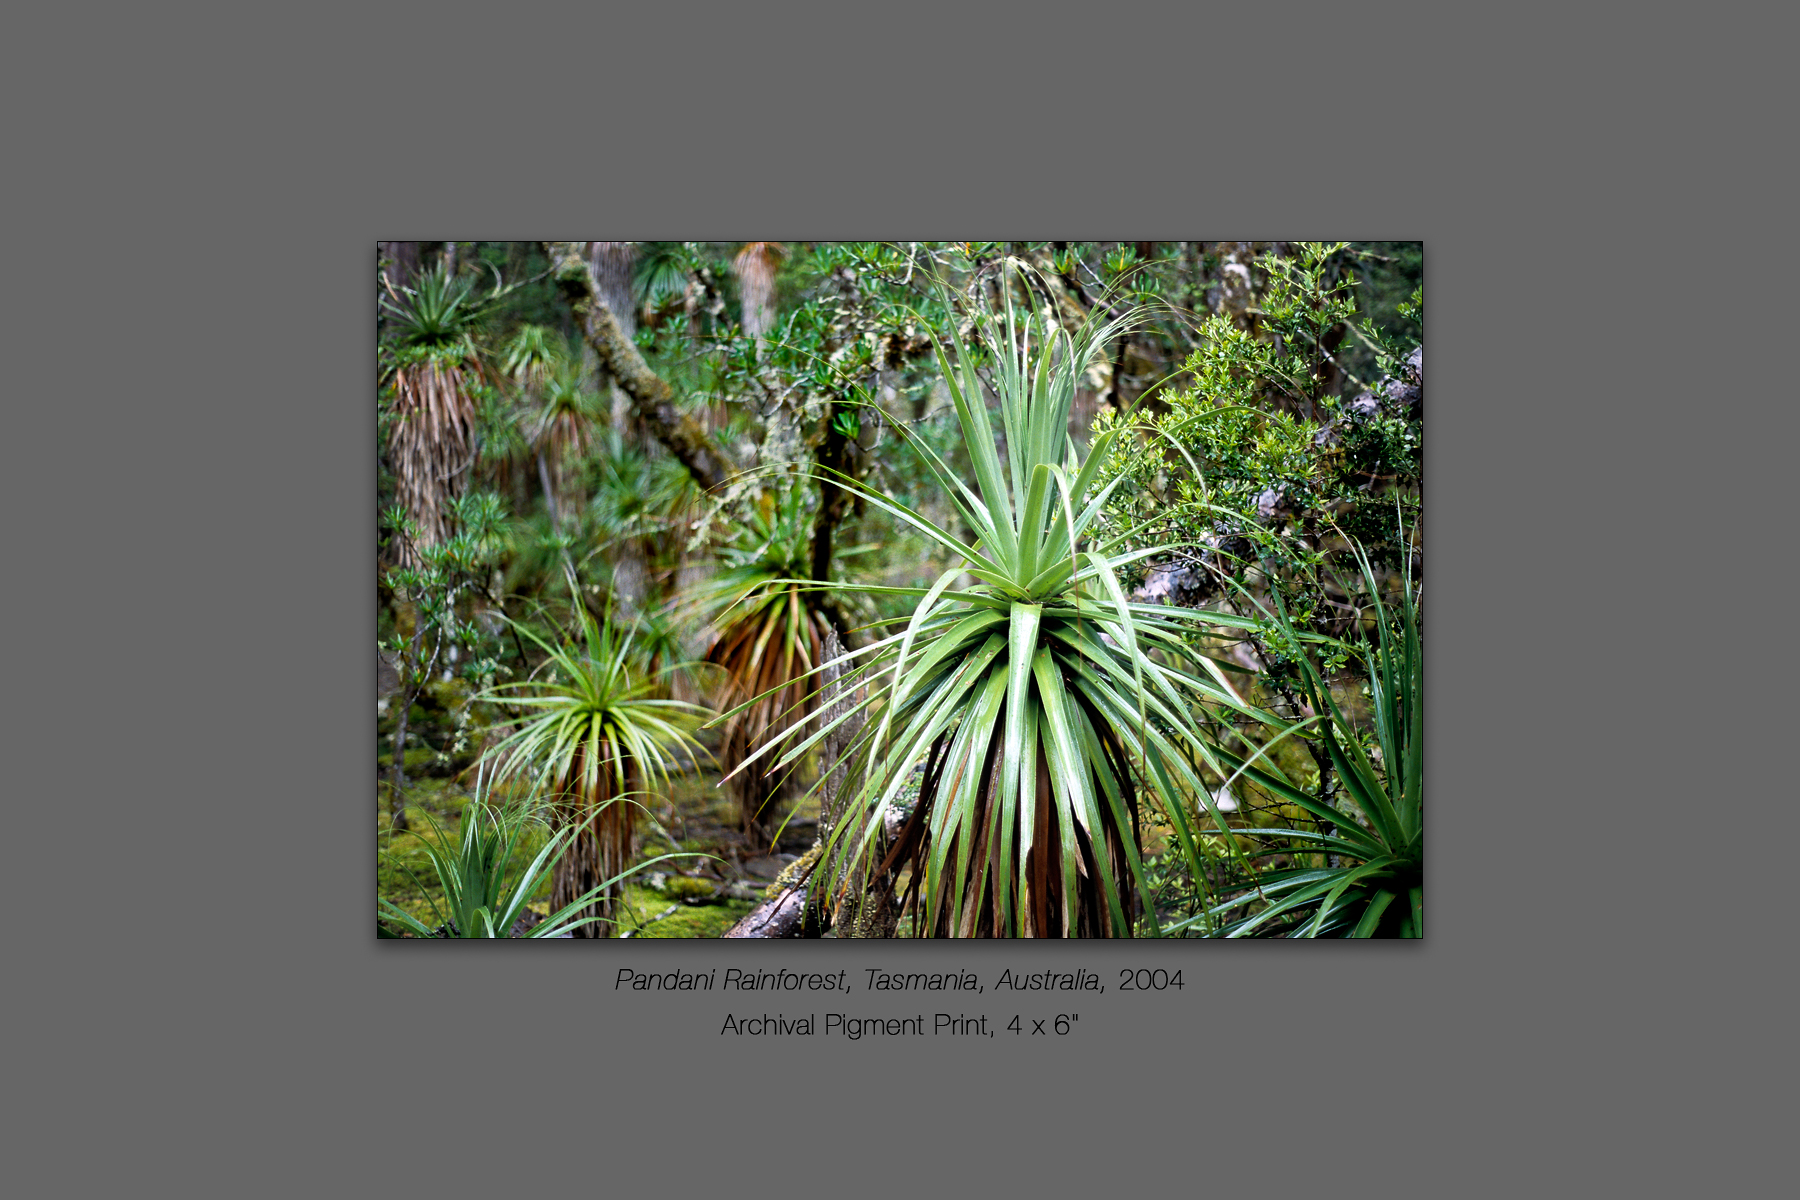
542, 241, 739, 494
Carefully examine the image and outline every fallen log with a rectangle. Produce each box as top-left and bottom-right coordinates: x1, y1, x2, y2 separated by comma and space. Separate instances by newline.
720, 884, 808, 938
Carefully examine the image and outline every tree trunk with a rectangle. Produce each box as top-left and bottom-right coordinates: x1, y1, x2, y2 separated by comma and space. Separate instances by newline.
587, 242, 638, 429
378, 241, 420, 292
387, 360, 477, 568
535, 450, 560, 530
576, 243, 654, 616
810, 400, 853, 589
877, 710, 1138, 939
1213, 241, 1258, 326
389, 685, 410, 832
386, 614, 421, 833
588, 242, 638, 338
733, 242, 783, 343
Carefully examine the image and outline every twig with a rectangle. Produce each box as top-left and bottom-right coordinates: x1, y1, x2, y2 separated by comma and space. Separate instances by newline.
618, 904, 685, 937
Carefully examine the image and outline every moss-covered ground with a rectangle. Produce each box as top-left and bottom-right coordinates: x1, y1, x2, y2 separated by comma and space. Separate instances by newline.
377, 700, 817, 937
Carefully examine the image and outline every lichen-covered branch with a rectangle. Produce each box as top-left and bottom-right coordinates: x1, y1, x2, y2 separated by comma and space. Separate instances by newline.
542, 241, 738, 494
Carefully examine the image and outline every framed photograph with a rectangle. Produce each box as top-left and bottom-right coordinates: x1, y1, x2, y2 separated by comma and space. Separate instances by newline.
377, 241, 1422, 940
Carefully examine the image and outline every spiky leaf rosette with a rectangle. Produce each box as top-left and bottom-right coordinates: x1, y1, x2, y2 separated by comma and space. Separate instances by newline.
503, 327, 602, 491
734, 264, 1281, 937
477, 606, 708, 936
1180, 543, 1423, 938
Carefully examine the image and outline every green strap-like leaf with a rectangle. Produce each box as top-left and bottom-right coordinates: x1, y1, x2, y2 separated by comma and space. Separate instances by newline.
1349, 889, 1397, 938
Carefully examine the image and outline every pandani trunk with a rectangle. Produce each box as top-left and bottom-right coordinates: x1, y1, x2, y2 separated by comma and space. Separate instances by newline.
549, 744, 641, 938
886, 699, 1140, 938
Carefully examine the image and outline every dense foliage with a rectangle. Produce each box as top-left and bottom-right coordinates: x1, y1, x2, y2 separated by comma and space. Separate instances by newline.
376, 241, 1423, 938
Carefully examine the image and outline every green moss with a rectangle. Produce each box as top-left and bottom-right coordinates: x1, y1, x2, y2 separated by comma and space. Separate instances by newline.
634, 900, 756, 938
767, 844, 822, 898
423, 677, 473, 710
608, 883, 748, 938
661, 876, 718, 902
400, 746, 444, 774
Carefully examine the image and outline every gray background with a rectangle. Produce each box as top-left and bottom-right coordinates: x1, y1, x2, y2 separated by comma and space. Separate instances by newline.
8, 1, 1783, 1195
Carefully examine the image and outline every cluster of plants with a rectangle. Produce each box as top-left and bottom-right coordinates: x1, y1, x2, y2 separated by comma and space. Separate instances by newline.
376, 240, 1422, 938
1064, 244, 1425, 936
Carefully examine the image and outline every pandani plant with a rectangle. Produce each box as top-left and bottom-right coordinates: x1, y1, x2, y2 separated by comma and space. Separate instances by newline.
1177, 542, 1423, 937
381, 262, 492, 568
690, 483, 848, 844
504, 326, 608, 515
735, 265, 1282, 937
476, 603, 708, 936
